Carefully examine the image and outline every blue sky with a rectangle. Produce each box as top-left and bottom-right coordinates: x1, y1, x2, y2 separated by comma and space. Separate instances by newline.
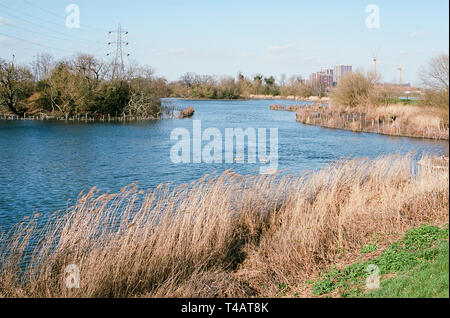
0, 0, 448, 85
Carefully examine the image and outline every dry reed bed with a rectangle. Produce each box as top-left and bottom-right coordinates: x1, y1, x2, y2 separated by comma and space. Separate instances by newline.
270, 103, 321, 112
269, 104, 302, 111
295, 104, 449, 140
0, 155, 448, 298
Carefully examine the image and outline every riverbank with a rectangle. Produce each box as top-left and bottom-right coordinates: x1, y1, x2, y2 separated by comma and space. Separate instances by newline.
0, 105, 193, 121
291, 104, 449, 140
247, 94, 329, 103
166, 95, 329, 102
0, 113, 161, 122
309, 224, 449, 298
0, 154, 448, 297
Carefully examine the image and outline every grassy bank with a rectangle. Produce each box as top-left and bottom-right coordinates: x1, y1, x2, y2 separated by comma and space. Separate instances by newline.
0, 154, 448, 297
310, 224, 449, 298
294, 104, 449, 140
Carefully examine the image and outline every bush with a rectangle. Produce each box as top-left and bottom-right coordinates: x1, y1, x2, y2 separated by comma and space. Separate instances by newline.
331, 72, 374, 108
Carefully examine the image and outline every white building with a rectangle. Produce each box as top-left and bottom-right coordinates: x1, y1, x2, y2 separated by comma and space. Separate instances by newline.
333, 65, 352, 86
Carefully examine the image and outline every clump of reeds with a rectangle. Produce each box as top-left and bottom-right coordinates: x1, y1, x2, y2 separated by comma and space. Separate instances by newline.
179, 106, 195, 118
270, 103, 285, 111
270, 104, 303, 112
0, 155, 448, 297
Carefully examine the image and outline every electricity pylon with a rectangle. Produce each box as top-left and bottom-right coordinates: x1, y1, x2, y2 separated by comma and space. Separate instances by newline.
107, 23, 129, 79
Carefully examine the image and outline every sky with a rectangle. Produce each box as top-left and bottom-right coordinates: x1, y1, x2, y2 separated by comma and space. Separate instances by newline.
0, 0, 449, 85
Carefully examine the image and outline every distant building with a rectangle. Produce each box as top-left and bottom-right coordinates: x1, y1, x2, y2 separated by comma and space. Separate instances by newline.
321, 68, 334, 84
333, 64, 352, 86
309, 71, 333, 91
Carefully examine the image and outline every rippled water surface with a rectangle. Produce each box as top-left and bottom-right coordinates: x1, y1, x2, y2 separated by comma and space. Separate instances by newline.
0, 99, 448, 230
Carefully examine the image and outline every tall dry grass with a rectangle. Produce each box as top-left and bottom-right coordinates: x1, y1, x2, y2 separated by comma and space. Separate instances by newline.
0, 155, 448, 298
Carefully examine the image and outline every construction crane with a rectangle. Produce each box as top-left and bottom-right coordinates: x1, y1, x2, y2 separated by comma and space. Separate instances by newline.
372, 45, 381, 87
396, 53, 408, 91
397, 66, 403, 88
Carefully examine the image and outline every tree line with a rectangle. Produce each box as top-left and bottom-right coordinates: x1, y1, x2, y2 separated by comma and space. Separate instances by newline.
0, 53, 317, 118
1, 53, 448, 120
167, 73, 315, 99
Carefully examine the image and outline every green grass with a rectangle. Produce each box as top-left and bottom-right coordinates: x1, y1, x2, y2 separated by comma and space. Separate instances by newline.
366, 240, 449, 298
361, 243, 378, 254
311, 224, 449, 298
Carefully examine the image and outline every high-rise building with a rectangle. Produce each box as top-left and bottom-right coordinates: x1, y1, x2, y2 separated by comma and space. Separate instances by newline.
333, 64, 352, 86
309, 71, 333, 91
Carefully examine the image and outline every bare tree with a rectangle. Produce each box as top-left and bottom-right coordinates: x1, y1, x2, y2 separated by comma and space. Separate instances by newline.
421, 54, 449, 92
47, 62, 77, 118
419, 54, 449, 121
0, 58, 33, 115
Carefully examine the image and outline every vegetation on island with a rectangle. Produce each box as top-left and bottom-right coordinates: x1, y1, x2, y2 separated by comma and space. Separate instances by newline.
0, 53, 168, 119
292, 54, 449, 139
0, 53, 317, 119
329, 54, 449, 122
2, 52, 448, 127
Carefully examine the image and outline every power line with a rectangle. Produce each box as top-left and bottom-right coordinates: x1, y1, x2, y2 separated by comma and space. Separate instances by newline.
3, 23, 105, 50
0, 31, 107, 59
0, 30, 81, 54
0, 2, 101, 45
21, 0, 108, 34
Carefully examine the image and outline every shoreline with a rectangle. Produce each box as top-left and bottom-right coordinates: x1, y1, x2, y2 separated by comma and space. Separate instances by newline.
297, 119, 450, 141
164, 95, 329, 102
291, 104, 449, 141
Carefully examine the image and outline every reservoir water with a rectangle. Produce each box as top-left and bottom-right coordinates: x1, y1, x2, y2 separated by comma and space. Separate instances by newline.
0, 99, 448, 231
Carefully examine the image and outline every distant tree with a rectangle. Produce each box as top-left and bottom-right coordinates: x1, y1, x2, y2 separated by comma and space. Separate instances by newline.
47, 62, 77, 118
419, 54, 449, 123
252, 74, 263, 95
421, 54, 449, 92
0, 58, 33, 115
331, 72, 373, 108
264, 76, 275, 86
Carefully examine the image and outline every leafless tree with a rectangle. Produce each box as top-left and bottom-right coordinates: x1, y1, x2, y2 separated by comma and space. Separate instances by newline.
0, 58, 33, 115
421, 54, 449, 92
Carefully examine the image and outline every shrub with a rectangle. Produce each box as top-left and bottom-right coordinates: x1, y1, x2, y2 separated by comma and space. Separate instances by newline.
331, 72, 374, 108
